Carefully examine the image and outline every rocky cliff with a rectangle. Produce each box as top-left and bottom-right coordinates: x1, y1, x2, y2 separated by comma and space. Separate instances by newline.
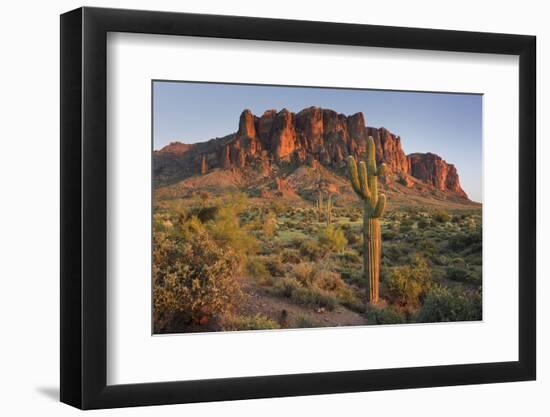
154, 107, 467, 199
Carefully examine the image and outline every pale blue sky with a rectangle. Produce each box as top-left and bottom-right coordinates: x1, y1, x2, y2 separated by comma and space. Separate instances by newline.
153, 81, 482, 202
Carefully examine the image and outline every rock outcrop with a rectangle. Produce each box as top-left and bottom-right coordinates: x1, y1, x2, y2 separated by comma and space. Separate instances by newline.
156, 141, 194, 155
408, 153, 466, 198
154, 106, 468, 199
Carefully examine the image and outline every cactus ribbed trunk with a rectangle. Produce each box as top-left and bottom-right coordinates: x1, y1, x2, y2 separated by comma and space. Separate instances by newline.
347, 136, 387, 304
364, 211, 381, 304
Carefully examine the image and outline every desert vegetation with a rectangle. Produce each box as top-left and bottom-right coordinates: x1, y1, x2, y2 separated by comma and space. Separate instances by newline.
153, 190, 482, 333
152, 105, 482, 333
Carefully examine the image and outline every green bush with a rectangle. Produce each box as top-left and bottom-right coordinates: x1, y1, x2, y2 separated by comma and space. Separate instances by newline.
281, 248, 301, 264
366, 306, 405, 325
314, 270, 358, 305
265, 256, 286, 277
261, 212, 278, 238
292, 287, 337, 310
246, 257, 269, 278
222, 314, 280, 331
292, 263, 316, 287
318, 225, 347, 253
336, 251, 361, 265
206, 205, 258, 261
416, 286, 482, 322
185, 206, 219, 223
448, 229, 482, 251
299, 239, 325, 261
446, 266, 471, 281
432, 210, 451, 223
417, 218, 431, 229
274, 277, 303, 298
273, 276, 337, 311
387, 255, 432, 306
382, 229, 397, 240
153, 222, 242, 330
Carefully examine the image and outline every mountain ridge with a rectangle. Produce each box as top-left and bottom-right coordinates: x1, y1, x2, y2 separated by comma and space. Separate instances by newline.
154, 107, 471, 204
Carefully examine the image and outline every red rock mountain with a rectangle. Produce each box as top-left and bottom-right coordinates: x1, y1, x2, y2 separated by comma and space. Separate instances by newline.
154, 107, 468, 200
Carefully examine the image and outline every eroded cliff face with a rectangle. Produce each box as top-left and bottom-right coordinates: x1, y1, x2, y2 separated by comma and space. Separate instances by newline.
212, 107, 409, 172
154, 106, 468, 199
408, 153, 466, 198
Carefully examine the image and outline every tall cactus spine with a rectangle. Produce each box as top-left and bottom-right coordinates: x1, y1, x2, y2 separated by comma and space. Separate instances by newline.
347, 136, 387, 304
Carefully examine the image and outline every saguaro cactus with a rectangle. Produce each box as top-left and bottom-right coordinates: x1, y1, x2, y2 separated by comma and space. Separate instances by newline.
347, 136, 387, 304
317, 190, 324, 222
326, 194, 333, 226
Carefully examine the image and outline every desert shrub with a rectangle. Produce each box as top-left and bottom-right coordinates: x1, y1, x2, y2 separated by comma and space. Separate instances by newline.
416, 286, 482, 322
153, 224, 242, 330
446, 266, 470, 281
336, 251, 361, 265
432, 210, 451, 223
418, 239, 439, 255
292, 263, 316, 286
299, 239, 325, 261
288, 236, 306, 249
344, 228, 361, 245
417, 218, 431, 229
206, 206, 258, 261
448, 229, 482, 252
385, 244, 408, 263
281, 248, 302, 264
274, 277, 303, 297
338, 267, 364, 286
318, 225, 347, 253
366, 306, 405, 325
291, 287, 337, 310
272, 276, 337, 310
341, 223, 352, 231
450, 257, 466, 266
246, 257, 269, 279
434, 255, 450, 266
314, 270, 356, 302
262, 212, 278, 238
186, 205, 219, 223
382, 229, 397, 240
270, 200, 286, 215
222, 314, 280, 331
387, 255, 432, 306
315, 270, 342, 290
265, 256, 286, 277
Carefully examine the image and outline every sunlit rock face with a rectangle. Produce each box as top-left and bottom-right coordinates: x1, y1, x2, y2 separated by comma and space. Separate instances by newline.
154, 106, 468, 198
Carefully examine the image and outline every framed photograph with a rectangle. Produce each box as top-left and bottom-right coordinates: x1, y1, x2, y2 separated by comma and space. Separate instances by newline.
60, 6, 536, 409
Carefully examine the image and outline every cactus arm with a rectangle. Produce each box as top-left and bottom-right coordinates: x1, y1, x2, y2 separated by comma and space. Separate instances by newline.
348, 156, 370, 199
373, 194, 386, 218
366, 136, 377, 175
376, 163, 387, 177
358, 161, 370, 199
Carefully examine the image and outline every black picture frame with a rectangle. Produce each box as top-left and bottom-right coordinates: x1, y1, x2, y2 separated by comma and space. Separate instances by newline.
60, 6, 536, 410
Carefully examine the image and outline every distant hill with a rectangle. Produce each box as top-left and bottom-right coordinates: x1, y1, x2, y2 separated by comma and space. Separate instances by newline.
154, 107, 478, 209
